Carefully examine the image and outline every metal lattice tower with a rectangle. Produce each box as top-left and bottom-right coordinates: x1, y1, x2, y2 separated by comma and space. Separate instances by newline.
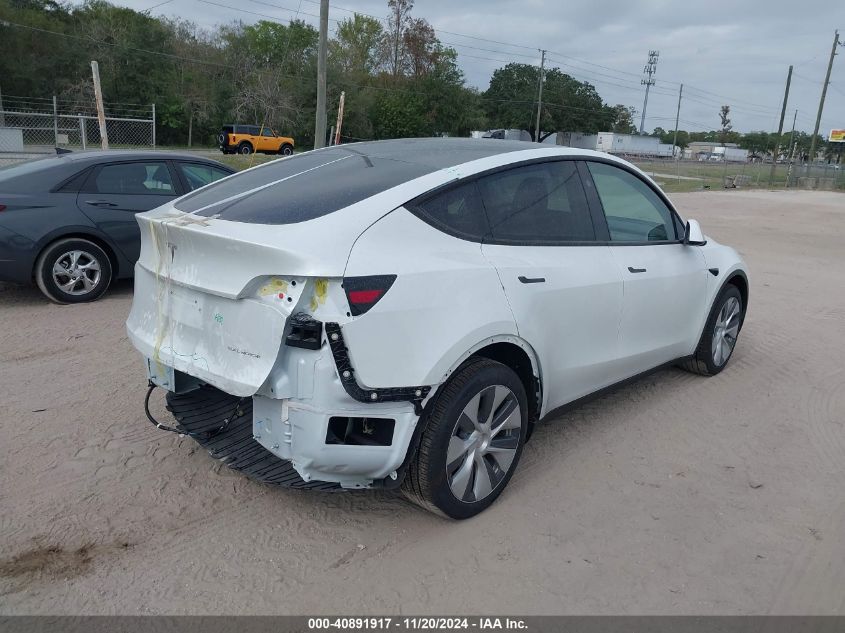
639, 50, 659, 134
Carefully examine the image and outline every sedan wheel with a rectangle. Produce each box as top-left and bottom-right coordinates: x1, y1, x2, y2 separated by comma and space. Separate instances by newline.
403, 358, 528, 519
52, 250, 102, 296
35, 238, 113, 304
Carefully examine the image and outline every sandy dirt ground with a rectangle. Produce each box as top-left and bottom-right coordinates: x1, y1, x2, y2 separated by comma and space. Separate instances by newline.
1, 189, 843, 615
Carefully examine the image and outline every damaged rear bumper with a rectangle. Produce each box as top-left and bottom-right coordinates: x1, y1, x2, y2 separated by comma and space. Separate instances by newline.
151, 320, 431, 489
253, 327, 424, 487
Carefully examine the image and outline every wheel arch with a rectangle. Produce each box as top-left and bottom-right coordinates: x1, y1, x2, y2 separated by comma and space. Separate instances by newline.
434, 335, 543, 428
724, 270, 749, 329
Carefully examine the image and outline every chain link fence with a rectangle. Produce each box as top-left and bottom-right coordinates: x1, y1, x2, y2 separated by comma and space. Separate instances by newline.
0, 95, 155, 166
628, 156, 844, 194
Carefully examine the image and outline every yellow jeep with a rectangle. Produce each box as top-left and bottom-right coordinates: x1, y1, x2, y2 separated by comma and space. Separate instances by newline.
218, 125, 295, 156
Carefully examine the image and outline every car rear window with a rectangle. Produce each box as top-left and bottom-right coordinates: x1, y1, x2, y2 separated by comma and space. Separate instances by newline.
175, 148, 434, 224
0, 157, 66, 179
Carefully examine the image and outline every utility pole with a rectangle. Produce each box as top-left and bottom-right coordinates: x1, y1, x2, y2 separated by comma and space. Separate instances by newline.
90, 61, 109, 150
672, 84, 683, 183
808, 30, 842, 166
769, 65, 792, 187
52, 95, 59, 148
788, 108, 797, 159
0, 82, 5, 127
333, 91, 345, 146
534, 49, 546, 143
313, 0, 328, 150
639, 50, 659, 134
672, 84, 683, 155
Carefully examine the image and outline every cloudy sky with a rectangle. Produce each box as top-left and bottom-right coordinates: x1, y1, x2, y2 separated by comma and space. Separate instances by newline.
115, 0, 843, 135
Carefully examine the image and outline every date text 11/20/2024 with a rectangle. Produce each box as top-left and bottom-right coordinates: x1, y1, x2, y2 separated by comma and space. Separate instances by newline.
308, 617, 528, 630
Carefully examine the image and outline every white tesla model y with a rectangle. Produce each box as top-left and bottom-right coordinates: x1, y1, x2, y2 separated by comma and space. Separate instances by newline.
128, 138, 748, 519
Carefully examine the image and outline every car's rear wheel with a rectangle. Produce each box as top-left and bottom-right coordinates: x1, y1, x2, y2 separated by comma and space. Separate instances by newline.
402, 358, 527, 519
681, 284, 743, 376
238, 142, 253, 155
35, 238, 113, 303
279, 143, 294, 156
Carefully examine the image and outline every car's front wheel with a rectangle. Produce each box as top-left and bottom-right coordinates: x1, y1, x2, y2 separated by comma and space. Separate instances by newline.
682, 284, 743, 376
403, 358, 528, 519
279, 143, 294, 156
35, 238, 113, 303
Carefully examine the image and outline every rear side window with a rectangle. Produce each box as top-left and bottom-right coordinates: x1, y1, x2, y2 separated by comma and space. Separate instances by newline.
477, 161, 596, 243
587, 161, 677, 242
178, 162, 231, 192
93, 162, 174, 195
412, 181, 488, 240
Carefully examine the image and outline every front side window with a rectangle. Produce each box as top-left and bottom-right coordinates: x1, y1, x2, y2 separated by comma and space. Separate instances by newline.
587, 161, 677, 242
93, 162, 174, 195
476, 160, 596, 243
260, 127, 275, 137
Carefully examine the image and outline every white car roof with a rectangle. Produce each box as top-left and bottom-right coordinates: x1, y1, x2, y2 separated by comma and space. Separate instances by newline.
172, 138, 640, 227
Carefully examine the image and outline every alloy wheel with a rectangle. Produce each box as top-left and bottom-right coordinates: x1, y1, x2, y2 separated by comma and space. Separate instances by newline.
52, 250, 101, 296
712, 296, 740, 366
446, 384, 522, 503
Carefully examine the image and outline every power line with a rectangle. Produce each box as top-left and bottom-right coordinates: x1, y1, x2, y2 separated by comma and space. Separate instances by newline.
3, 5, 808, 133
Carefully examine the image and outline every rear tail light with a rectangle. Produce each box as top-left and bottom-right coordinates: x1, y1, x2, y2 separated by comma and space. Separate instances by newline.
0, 205, 6, 212
343, 275, 396, 316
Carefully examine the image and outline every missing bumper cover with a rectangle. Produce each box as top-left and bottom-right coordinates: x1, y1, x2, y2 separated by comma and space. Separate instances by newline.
326, 417, 395, 446
324, 322, 430, 415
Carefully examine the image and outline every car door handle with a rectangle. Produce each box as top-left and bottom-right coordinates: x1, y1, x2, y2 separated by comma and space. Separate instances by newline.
518, 276, 546, 284
627, 266, 647, 273
84, 200, 118, 207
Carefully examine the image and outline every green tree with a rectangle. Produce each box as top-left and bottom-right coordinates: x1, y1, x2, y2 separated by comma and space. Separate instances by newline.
718, 105, 732, 145
330, 14, 383, 77
610, 105, 636, 133
484, 63, 612, 141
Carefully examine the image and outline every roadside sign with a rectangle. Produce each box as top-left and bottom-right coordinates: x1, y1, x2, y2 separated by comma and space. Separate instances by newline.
829, 129, 845, 142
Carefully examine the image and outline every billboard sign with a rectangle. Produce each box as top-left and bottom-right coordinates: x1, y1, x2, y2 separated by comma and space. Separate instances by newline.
829, 129, 845, 143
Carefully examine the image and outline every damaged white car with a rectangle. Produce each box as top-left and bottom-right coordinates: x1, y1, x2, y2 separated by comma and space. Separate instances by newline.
127, 138, 748, 519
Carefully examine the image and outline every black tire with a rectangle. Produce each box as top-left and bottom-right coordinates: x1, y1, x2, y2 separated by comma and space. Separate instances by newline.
216, 132, 226, 145
681, 284, 743, 376
238, 142, 253, 155
34, 237, 112, 304
279, 143, 294, 156
402, 358, 528, 519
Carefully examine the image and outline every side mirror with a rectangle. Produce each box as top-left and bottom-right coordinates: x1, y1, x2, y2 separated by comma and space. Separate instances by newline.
684, 219, 707, 246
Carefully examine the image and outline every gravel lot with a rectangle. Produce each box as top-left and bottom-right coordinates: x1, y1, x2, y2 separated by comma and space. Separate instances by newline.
1, 189, 843, 615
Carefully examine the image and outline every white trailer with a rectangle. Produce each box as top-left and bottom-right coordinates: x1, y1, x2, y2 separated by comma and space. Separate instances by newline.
596, 133, 660, 155
559, 132, 598, 149
712, 146, 749, 162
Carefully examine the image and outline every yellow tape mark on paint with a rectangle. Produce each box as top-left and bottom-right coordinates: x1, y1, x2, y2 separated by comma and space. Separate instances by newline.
309, 278, 329, 312
258, 278, 289, 297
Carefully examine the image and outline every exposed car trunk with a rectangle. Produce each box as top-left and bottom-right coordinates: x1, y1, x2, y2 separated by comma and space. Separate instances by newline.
126, 209, 356, 396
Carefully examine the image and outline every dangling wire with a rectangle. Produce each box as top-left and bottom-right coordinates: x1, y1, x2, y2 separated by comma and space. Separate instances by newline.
144, 382, 245, 439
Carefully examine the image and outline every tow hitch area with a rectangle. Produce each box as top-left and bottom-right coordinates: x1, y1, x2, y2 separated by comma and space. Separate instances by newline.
324, 322, 431, 415
285, 312, 323, 350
